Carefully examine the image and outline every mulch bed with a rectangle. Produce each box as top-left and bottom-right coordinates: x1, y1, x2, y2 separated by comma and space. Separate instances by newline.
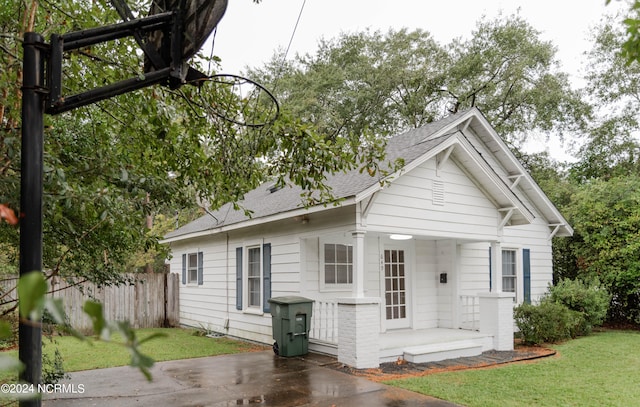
322, 345, 556, 382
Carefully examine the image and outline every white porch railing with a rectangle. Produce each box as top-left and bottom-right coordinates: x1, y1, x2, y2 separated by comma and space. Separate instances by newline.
310, 299, 338, 344
460, 295, 480, 331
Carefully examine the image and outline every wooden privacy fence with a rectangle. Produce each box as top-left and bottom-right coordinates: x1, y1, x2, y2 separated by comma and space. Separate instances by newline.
0, 273, 179, 331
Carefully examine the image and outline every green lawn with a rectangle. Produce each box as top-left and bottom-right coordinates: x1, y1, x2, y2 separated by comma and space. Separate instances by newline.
386, 330, 640, 407
3, 327, 266, 375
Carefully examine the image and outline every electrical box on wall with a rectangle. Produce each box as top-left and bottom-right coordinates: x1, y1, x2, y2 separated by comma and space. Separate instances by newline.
440, 273, 447, 284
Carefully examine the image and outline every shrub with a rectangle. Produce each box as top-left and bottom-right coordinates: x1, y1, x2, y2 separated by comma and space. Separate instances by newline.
514, 301, 582, 345
0, 310, 18, 350
548, 279, 611, 335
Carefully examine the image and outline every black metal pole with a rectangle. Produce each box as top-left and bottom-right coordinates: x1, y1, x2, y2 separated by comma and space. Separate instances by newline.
20, 32, 45, 407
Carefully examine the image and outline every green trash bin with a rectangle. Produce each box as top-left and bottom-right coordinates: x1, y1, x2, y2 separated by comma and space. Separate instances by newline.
268, 296, 314, 357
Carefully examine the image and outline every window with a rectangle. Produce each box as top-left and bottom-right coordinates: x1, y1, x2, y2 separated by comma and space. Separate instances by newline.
490, 247, 531, 304
236, 243, 271, 312
181, 251, 203, 285
323, 243, 353, 285
188, 253, 198, 284
502, 249, 517, 300
247, 246, 262, 308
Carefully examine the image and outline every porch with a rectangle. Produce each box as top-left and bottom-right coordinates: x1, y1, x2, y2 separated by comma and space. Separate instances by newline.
308, 296, 510, 367
379, 328, 493, 363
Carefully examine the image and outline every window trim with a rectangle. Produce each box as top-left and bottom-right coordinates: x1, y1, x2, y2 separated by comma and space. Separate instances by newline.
187, 252, 199, 284
182, 251, 203, 286
236, 242, 271, 314
501, 247, 522, 303
320, 237, 354, 292
245, 244, 263, 311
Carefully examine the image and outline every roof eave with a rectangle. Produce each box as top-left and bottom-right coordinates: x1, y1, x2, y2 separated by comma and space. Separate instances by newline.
160, 197, 357, 244
465, 111, 573, 236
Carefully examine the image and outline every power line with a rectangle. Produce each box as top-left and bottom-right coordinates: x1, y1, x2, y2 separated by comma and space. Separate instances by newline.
208, 26, 219, 73
273, 0, 307, 92
283, 0, 307, 65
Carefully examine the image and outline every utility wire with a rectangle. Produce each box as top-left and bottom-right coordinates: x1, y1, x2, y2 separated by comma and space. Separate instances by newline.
208, 25, 219, 74
272, 0, 307, 93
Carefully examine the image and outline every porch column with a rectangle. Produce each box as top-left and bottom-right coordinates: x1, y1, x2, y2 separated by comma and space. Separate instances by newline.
352, 231, 366, 298
490, 241, 502, 292
337, 297, 380, 369
478, 292, 515, 351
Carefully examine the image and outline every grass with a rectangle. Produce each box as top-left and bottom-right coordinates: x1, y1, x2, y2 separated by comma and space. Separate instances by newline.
50, 327, 265, 372
2, 327, 266, 375
386, 330, 640, 407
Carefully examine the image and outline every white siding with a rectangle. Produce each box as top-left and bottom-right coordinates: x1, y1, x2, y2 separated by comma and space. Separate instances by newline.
458, 243, 491, 296
503, 219, 554, 302
169, 205, 355, 344
366, 159, 500, 241
168, 235, 231, 334
413, 240, 438, 329
436, 240, 456, 328
457, 219, 554, 304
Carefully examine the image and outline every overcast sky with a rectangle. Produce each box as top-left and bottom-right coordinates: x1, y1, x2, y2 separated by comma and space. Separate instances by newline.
207, 0, 627, 160
212, 0, 623, 79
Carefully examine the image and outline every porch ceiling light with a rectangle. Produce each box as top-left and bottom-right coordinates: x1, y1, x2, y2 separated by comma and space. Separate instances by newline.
390, 234, 413, 240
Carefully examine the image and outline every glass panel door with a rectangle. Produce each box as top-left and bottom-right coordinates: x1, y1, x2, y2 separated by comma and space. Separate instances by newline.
384, 248, 410, 329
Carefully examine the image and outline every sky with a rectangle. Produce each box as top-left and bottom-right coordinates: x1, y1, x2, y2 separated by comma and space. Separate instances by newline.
206, 0, 627, 160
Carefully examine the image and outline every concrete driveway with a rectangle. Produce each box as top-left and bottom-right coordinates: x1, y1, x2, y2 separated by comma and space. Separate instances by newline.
43, 351, 460, 406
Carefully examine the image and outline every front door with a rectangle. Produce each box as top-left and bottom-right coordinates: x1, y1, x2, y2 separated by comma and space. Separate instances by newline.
383, 247, 410, 329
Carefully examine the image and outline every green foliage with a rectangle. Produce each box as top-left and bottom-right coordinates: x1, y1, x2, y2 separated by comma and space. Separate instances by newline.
249, 14, 589, 150
516, 279, 612, 345
0, 311, 17, 351
125, 210, 201, 273
552, 13, 640, 324
1, 0, 395, 286
41, 345, 68, 385
514, 301, 582, 345
445, 14, 588, 144
564, 176, 640, 323
548, 279, 611, 335
579, 14, 640, 182
6, 272, 163, 381
607, 0, 640, 63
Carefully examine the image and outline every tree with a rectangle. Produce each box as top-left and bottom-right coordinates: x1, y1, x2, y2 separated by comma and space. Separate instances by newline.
577, 14, 640, 182
248, 14, 589, 151
607, 0, 640, 63
250, 28, 451, 141
549, 13, 640, 322
444, 14, 589, 147
564, 175, 640, 323
0, 0, 386, 288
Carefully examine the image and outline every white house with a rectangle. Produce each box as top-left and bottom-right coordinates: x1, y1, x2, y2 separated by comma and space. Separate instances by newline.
161, 108, 572, 368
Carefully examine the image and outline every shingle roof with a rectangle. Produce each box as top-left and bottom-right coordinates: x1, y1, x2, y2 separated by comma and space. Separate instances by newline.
164, 110, 472, 239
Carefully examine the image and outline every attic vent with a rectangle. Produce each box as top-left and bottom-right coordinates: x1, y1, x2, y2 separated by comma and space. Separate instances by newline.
267, 184, 282, 193
433, 180, 445, 206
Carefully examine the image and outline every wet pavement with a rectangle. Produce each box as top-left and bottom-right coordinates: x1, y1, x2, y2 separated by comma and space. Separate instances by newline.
43, 351, 459, 406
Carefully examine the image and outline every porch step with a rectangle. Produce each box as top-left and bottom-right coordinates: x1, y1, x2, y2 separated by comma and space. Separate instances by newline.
403, 339, 484, 364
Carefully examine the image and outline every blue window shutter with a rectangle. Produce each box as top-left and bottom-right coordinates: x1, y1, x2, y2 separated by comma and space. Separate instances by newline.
263, 243, 272, 313
488, 247, 492, 292
523, 248, 531, 304
197, 251, 204, 285
181, 254, 186, 285
236, 247, 243, 310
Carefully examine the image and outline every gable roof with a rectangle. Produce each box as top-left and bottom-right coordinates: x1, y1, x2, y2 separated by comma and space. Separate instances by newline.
163, 108, 572, 242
